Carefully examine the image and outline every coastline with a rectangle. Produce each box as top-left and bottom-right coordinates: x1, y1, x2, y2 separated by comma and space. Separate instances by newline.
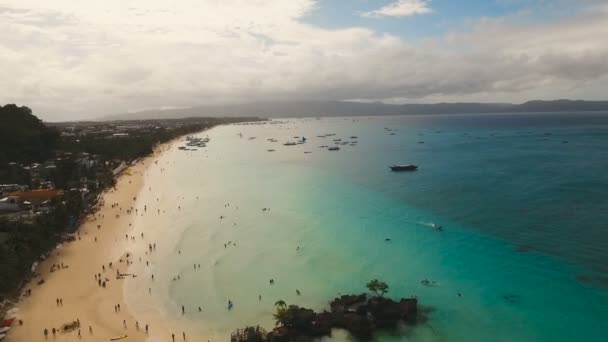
4, 136, 198, 342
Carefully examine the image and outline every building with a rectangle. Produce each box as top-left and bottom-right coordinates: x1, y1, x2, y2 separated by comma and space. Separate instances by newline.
0, 196, 20, 211
8, 189, 64, 206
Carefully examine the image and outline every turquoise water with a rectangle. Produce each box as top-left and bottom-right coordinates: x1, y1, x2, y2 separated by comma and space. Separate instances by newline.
126, 113, 608, 341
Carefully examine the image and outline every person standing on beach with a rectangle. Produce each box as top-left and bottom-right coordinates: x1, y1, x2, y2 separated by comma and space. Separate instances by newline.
172, 333, 175, 342
44, 328, 48, 339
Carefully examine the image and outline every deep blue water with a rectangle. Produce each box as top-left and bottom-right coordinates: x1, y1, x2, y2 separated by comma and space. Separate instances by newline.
314, 112, 608, 283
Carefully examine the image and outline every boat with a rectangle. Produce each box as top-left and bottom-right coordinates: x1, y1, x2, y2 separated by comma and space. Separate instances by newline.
389, 165, 418, 171
0, 327, 9, 334
418, 221, 442, 230
283, 142, 297, 146
110, 335, 128, 341
267, 149, 275, 152
431, 223, 443, 231
328, 147, 340, 151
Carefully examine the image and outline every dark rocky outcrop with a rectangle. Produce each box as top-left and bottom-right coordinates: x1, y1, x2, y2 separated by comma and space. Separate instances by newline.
232, 294, 424, 342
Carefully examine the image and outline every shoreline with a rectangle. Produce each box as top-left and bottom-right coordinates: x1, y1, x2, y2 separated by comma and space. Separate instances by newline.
4, 134, 203, 342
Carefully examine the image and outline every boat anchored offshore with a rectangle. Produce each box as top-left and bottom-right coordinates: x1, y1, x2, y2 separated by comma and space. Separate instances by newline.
389, 164, 418, 171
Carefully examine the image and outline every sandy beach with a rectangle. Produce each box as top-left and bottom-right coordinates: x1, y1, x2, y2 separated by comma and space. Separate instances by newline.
4, 142, 187, 342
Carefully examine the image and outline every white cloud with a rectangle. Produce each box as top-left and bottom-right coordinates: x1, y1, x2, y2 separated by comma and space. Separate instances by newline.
361, 0, 432, 18
0, 0, 607, 120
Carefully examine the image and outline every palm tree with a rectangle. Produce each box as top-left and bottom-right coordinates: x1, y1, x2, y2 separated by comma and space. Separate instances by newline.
273, 300, 288, 326
274, 300, 286, 309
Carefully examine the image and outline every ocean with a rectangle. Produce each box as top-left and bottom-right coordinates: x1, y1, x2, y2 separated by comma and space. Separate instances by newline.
125, 112, 608, 341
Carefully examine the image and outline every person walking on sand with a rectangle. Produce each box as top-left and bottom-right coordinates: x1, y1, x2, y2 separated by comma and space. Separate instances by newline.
44, 328, 48, 339
145, 324, 149, 334
183, 331, 186, 341
52, 328, 56, 337
172, 333, 175, 342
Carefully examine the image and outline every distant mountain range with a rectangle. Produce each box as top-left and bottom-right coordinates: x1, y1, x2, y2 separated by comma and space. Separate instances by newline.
103, 100, 608, 121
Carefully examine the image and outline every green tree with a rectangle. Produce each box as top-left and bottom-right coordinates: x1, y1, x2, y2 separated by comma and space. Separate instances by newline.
366, 279, 389, 297
0, 104, 59, 168
273, 300, 288, 326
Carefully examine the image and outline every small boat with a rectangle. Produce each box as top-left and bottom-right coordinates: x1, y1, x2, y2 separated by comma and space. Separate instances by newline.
433, 224, 443, 231
110, 335, 128, 341
328, 147, 340, 151
389, 165, 418, 171
283, 142, 297, 146
418, 221, 443, 231
0, 327, 9, 334
267, 149, 275, 152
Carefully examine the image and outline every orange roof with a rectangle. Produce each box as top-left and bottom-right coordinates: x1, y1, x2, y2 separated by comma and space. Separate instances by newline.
9, 189, 64, 203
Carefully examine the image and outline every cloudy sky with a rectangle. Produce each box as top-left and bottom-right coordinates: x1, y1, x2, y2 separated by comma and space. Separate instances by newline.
1, 0, 608, 120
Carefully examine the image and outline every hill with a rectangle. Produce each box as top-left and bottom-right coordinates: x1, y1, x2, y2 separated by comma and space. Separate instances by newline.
0, 104, 60, 166
102, 100, 608, 121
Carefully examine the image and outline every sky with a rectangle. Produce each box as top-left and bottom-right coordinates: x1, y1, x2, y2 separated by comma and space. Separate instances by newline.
1, 0, 607, 121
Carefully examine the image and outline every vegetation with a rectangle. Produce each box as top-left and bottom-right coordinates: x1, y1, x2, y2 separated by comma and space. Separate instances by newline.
272, 301, 316, 331
0, 104, 60, 182
366, 278, 389, 297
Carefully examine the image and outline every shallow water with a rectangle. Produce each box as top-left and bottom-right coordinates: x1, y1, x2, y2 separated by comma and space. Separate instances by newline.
126, 113, 608, 341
